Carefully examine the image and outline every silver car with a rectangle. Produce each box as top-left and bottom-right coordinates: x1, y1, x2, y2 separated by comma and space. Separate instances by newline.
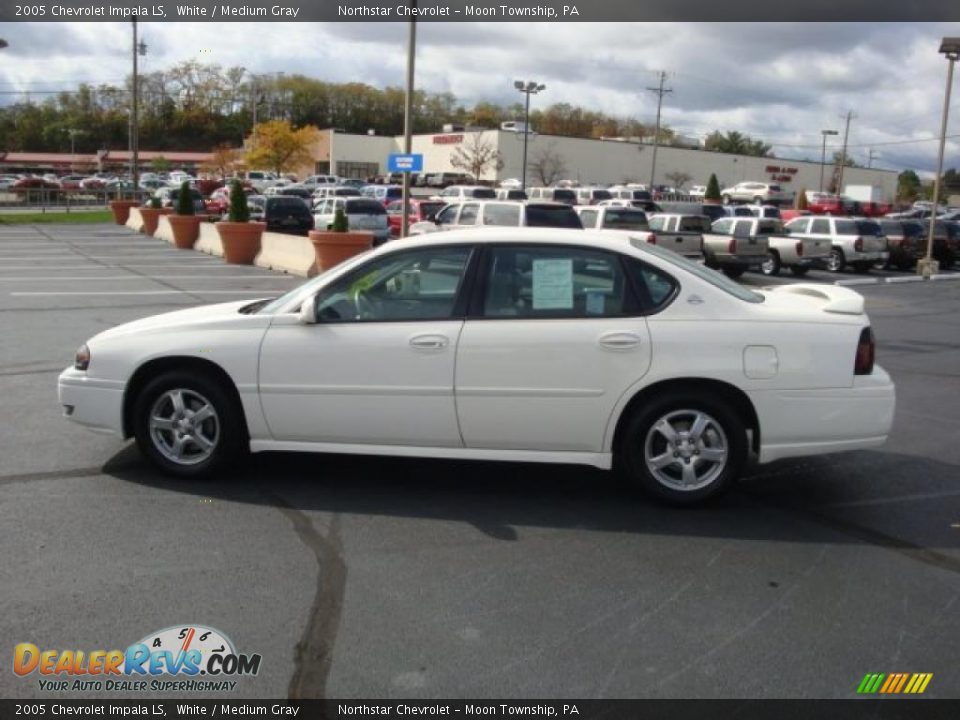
313, 197, 390, 245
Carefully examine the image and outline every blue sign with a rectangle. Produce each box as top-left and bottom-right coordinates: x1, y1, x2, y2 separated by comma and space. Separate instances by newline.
387, 153, 423, 173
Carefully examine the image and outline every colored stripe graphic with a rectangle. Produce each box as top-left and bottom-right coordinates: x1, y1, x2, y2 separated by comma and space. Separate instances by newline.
858, 673, 933, 694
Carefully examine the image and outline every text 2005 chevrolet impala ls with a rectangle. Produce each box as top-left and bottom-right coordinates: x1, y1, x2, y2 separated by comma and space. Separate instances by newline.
59, 228, 895, 504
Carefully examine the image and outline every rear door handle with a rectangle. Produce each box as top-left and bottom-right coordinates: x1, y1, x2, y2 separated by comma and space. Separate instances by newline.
598, 332, 642, 350
410, 334, 449, 350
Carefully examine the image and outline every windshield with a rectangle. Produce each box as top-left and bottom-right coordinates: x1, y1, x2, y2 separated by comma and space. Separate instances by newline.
629, 238, 763, 303
257, 249, 378, 314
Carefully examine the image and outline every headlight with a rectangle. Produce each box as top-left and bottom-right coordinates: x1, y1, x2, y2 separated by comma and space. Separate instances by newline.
74, 344, 90, 371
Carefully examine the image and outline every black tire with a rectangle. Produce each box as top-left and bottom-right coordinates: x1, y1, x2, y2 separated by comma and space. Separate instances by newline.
896, 258, 916, 271
760, 250, 781, 277
827, 248, 846, 273
722, 265, 746, 279
133, 371, 246, 478
790, 265, 810, 277
852, 261, 873, 274
618, 393, 748, 505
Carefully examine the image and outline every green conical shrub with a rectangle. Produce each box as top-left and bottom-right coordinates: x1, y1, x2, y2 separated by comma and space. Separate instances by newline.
228, 179, 249, 223
175, 180, 194, 216
705, 173, 721, 202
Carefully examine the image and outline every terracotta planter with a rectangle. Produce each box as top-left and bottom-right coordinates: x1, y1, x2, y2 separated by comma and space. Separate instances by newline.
215, 221, 265, 264
309, 230, 374, 273
168, 214, 201, 250
109, 200, 139, 225
139, 207, 171, 236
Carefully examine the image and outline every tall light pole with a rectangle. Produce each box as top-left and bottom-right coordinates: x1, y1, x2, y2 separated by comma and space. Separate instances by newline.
819, 129, 838, 193
836, 110, 855, 196
130, 20, 147, 195
919, 37, 960, 278
514, 80, 545, 192
647, 70, 672, 190
400, 3, 417, 239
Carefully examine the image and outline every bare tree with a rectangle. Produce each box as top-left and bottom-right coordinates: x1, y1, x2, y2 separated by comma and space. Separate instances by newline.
450, 134, 504, 182
664, 171, 692, 190
528, 142, 568, 186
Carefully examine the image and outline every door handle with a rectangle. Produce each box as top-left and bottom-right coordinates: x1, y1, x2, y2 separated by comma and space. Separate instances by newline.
598, 332, 641, 350
409, 334, 449, 349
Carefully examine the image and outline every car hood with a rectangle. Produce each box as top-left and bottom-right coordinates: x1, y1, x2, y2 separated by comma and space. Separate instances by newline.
91, 299, 270, 342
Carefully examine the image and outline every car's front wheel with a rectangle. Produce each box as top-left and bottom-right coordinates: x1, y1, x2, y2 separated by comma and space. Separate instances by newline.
619, 394, 747, 505
722, 265, 746, 279
133, 371, 245, 478
827, 248, 846, 272
760, 250, 781, 276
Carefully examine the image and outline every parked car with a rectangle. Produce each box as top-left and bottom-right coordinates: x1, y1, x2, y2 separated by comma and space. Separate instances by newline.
312, 186, 364, 203
153, 186, 206, 213
658, 201, 727, 223
262, 196, 314, 236
641, 214, 708, 261
240, 171, 280, 193
688, 185, 706, 198
575, 205, 657, 247
271, 186, 313, 201
779, 209, 812, 223
58, 227, 895, 505
608, 187, 653, 203
744, 205, 781, 219
526, 187, 578, 205
701, 217, 772, 278
410, 201, 582, 235
722, 206, 756, 218
362, 185, 404, 206
720, 182, 792, 205
386, 199, 446, 237
784, 216, 888, 273
574, 187, 614, 205
805, 192, 846, 215
313, 197, 390, 245
426, 172, 475, 188
918, 220, 956, 269
298, 175, 340, 190
597, 198, 662, 212
246, 195, 267, 222
495, 188, 528, 201
431, 185, 497, 202
877, 220, 925, 270
204, 185, 256, 219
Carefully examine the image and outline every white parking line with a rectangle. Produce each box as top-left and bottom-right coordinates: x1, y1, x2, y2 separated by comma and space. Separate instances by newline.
0, 275, 296, 281
10, 290, 280, 296
834, 278, 879, 286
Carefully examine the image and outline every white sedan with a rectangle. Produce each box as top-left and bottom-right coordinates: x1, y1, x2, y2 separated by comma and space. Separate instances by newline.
58, 229, 895, 504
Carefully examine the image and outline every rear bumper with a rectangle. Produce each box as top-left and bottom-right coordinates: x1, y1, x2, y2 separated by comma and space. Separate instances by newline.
750, 366, 895, 464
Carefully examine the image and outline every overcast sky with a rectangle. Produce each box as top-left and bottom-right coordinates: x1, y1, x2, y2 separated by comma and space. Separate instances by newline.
1, 21, 958, 175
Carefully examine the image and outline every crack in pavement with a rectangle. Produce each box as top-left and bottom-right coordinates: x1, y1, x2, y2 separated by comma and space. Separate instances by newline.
260, 490, 347, 700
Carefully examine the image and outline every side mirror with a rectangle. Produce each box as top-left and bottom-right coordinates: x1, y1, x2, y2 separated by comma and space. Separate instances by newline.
298, 296, 318, 325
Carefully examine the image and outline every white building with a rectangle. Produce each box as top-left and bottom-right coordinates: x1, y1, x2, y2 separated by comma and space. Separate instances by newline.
307, 129, 898, 200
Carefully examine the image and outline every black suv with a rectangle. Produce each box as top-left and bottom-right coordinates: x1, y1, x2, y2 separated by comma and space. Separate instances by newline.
264, 196, 314, 236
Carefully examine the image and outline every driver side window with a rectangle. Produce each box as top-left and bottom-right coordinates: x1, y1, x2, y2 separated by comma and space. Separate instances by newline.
315, 247, 473, 323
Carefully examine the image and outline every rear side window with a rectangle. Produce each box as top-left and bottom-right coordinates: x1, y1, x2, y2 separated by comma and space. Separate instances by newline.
482, 203, 522, 227
679, 216, 711, 232
552, 189, 577, 204
810, 218, 830, 234
601, 209, 648, 230
623, 257, 679, 311
346, 199, 386, 215
459, 204, 479, 226
469, 188, 497, 199
526, 205, 583, 229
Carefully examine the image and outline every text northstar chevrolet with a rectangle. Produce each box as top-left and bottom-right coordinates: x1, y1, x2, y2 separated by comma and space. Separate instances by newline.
58, 228, 895, 504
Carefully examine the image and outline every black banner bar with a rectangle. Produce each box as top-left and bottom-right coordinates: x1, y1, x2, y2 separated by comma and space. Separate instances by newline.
1, 0, 960, 22
2, 700, 960, 720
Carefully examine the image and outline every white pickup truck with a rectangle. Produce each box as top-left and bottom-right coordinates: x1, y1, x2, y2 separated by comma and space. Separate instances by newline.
710, 216, 831, 277
646, 213, 708, 260
575, 205, 658, 245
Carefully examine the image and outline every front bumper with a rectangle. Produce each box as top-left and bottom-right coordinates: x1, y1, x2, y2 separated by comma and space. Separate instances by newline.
58, 367, 125, 436
750, 365, 896, 464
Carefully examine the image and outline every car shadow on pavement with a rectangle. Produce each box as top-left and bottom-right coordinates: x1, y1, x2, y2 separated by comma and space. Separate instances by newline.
102, 444, 960, 559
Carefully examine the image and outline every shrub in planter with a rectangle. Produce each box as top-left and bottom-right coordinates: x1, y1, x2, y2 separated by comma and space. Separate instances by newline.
309, 205, 373, 273
215, 180, 264, 264
704, 173, 722, 204
168, 180, 201, 249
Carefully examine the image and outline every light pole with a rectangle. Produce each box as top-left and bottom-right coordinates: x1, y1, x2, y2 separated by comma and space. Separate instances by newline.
130, 21, 147, 195
514, 80, 545, 192
400, 4, 417, 239
920, 37, 960, 278
819, 129, 838, 193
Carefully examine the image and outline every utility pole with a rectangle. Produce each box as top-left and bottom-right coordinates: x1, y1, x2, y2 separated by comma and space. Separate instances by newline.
647, 70, 672, 190
836, 110, 855, 196
131, 19, 139, 195
400, 2, 417, 239
867, 148, 878, 168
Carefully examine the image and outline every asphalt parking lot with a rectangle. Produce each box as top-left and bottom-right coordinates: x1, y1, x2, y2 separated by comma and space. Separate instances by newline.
1, 223, 958, 700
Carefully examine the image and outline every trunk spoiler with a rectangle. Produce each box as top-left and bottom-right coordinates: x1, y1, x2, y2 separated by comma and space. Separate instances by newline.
767, 283, 865, 315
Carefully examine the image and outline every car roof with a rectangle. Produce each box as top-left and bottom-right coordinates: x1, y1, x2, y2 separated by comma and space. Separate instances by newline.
384, 227, 647, 254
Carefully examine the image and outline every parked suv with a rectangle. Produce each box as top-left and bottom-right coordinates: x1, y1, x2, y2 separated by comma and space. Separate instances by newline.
574, 187, 614, 205
410, 201, 582, 235
784, 216, 888, 273
313, 197, 390, 245
431, 185, 497, 202
263, 196, 314, 236
527, 187, 578, 205
877, 219, 925, 270
153, 186, 205, 213
720, 182, 793, 205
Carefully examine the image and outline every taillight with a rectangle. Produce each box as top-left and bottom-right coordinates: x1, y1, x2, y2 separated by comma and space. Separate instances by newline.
648, 233, 657, 245
795, 241, 803, 257
854, 237, 863, 252
855, 327, 875, 375
728, 238, 737, 254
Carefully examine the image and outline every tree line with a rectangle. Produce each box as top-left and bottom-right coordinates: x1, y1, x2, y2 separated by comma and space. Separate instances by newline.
0, 60, 775, 159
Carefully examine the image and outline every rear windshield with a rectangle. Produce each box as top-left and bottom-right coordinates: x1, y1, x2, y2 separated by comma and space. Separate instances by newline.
468, 188, 497, 199
755, 221, 784, 235
525, 205, 583, 229
482, 203, 522, 226
591, 190, 613, 201
601, 209, 649, 230
836, 220, 882, 236
347, 199, 387, 215
552, 189, 577, 204
384, 188, 402, 200
270, 198, 309, 212
419, 202, 444, 219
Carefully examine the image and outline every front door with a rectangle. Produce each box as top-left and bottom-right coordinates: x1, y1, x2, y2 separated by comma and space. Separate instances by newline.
258, 245, 475, 447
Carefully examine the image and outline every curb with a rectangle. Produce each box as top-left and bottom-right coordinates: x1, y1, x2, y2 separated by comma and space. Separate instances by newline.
835, 273, 960, 287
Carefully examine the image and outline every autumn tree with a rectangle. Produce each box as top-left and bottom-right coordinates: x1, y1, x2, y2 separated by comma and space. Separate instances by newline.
450, 134, 504, 182
244, 120, 320, 176
665, 171, 692, 190
528, 143, 567, 186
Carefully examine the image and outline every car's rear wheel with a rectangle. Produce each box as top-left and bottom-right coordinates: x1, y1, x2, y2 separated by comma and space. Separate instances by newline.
722, 265, 746, 279
619, 394, 747, 505
133, 371, 245, 478
790, 265, 810, 277
760, 250, 781, 276
852, 261, 873, 274
826, 248, 846, 272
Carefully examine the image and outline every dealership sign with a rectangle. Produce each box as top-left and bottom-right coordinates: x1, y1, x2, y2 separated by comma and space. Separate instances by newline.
433, 135, 464, 145
766, 165, 799, 183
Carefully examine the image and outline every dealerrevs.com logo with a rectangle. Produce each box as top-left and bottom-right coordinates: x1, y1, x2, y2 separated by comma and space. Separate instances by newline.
13, 625, 261, 693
